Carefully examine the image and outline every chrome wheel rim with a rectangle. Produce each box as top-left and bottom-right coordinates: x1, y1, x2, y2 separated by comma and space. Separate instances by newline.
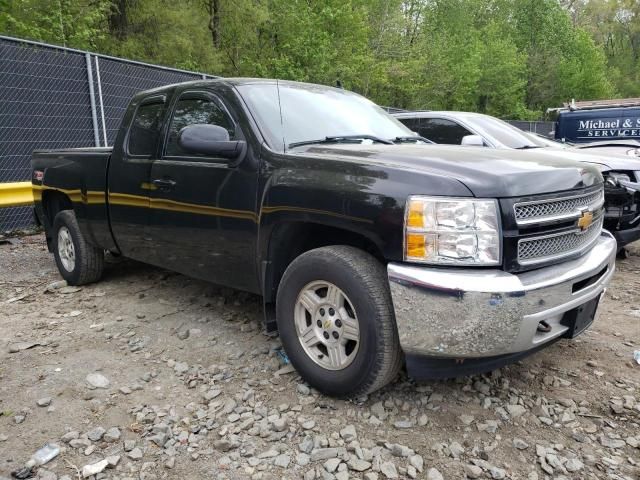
294, 281, 360, 371
57, 227, 75, 272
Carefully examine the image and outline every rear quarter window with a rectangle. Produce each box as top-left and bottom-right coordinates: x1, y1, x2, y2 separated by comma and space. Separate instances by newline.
128, 101, 165, 156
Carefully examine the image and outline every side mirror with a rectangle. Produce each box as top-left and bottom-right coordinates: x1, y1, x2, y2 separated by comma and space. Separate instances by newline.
460, 135, 485, 147
178, 124, 245, 159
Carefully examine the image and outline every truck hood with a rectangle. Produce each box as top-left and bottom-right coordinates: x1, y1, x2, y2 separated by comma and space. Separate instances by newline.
535, 147, 640, 172
302, 144, 602, 198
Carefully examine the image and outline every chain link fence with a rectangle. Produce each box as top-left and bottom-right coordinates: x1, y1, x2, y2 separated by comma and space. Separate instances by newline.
506, 120, 555, 138
0, 35, 214, 232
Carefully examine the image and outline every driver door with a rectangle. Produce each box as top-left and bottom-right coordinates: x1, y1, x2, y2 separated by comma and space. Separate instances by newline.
147, 89, 259, 291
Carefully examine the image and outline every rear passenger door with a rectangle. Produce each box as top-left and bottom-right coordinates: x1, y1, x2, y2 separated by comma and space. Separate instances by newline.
147, 89, 259, 291
401, 117, 474, 144
108, 94, 166, 263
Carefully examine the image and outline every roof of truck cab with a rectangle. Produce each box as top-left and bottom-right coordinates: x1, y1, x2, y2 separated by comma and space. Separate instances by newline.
392, 110, 491, 120
134, 78, 348, 96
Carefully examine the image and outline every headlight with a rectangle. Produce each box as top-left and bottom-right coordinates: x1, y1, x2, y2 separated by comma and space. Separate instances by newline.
404, 196, 501, 265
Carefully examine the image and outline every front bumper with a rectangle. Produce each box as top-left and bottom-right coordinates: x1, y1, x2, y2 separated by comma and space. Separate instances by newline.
388, 232, 616, 360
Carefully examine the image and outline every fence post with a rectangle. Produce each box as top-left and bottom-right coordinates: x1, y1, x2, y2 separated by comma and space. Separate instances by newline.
94, 56, 108, 147
85, 53, 100, 147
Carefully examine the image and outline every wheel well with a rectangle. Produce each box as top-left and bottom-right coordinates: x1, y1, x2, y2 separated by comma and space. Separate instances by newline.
263, 222, 385, 306
42, 190, 72, 249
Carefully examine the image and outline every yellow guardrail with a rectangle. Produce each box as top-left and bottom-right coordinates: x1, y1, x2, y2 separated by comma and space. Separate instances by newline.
0, 182, 34, 208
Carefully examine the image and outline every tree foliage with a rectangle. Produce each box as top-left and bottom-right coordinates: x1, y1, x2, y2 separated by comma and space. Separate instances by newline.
0, 0, 629, 118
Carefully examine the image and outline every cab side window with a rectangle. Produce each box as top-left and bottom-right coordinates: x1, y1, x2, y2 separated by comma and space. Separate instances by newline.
409, 118, 473, 144
165, 95, 236, 157
128, 101, 164, 156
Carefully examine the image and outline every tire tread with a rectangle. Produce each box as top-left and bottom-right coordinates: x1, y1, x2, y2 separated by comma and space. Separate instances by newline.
53, 210, 104, 285
278, 245, 402, 397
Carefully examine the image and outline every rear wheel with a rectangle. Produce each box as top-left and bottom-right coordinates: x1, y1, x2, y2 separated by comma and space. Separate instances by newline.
52, 210, 104, 285
276, 246, 402, 397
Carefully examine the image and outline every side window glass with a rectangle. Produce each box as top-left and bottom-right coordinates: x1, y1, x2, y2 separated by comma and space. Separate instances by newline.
417, 118, 472, 144
398, 118, 419, 133
166, 95, 236, 157
128, 101, 164, 156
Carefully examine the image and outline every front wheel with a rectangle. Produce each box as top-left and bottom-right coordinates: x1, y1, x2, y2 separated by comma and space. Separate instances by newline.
276, 246, 402, 397
52, 210, 104, 285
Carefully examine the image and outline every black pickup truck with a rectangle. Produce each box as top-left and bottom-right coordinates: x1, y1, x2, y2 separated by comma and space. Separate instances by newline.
32, 79, 617, 397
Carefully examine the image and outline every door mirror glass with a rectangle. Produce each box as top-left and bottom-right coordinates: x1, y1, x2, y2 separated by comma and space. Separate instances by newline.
461, 134, 485, 147
178, 124, 244, 159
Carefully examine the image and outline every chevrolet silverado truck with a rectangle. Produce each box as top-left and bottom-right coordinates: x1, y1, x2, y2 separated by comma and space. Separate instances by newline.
394, 111, 640, 250
32, 79, 617, 397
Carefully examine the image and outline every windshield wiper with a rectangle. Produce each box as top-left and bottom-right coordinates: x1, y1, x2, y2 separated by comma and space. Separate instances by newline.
392, 136, 434, 144
288, 135, 394, 149
515, 145, 542, 150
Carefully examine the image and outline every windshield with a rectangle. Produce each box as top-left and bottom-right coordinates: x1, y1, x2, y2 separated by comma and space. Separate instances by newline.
236, 82, 415, 152
522, 131, 569, 148
463, 115, 548, 149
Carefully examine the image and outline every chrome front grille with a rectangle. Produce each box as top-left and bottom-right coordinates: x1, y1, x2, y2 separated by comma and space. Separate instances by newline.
518, 213, 604, 265
514, 189, 604, 226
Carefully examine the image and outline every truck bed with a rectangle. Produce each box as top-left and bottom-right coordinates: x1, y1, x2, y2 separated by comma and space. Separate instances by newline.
32, 146, 114, 252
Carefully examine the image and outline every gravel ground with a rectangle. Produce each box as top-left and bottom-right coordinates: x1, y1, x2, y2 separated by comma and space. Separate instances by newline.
0, 233, 638, 480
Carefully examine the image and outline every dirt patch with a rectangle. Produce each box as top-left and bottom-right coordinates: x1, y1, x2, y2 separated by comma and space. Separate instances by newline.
0, 234, 638, 480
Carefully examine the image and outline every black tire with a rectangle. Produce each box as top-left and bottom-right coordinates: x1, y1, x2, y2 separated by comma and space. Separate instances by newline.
276, 246, 402, 397
52, 210, 104, 285
617, 247, 628, 259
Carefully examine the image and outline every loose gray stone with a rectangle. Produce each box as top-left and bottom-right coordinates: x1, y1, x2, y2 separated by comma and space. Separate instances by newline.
408, 455, 423, 473
177, 329, 190, 340
324, 458, 341, 473
311, 448, 343, 462
380, 461, 398, 479
272, 418, 288, 432
297, 384, 311, 396
86, 373, 110, 389
274, 454, 291, 468
37, 397, 52, 407
488, 466, 506, 479
103, 427, 121, 443
506, 404, 526, 418
448, 441, 465, 458
299, 436, 314, 454
393, 419, 414, 429
513, 438, 529, 450
87, 426, 106, 442
426, 468, 444, 480
599, 435, 626, 449
340, 425, 357, 442
565, 458, 583, 472
81, 459, 108, 477
214, 439, 234, 452
61, 431, 79, 443
464, 464, 483, 479
347, 458, 371, 472
127, 447, 143, 460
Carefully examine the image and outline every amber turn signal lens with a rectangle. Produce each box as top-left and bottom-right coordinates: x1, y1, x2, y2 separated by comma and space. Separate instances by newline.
407, 200, 424, 228
406, 233, 426, 258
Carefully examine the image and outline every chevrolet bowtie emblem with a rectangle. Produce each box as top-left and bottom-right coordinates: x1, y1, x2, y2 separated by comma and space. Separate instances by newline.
324, 320, 332, 329
577, 210, 593, 231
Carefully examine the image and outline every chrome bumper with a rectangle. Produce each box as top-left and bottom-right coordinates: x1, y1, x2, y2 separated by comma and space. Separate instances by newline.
388, 232, 617, 358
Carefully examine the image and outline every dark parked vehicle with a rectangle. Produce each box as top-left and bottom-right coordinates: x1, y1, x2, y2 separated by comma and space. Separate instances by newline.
394, 111, 640, 250
32, 79, 616, 396
554, 106, 640, 144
